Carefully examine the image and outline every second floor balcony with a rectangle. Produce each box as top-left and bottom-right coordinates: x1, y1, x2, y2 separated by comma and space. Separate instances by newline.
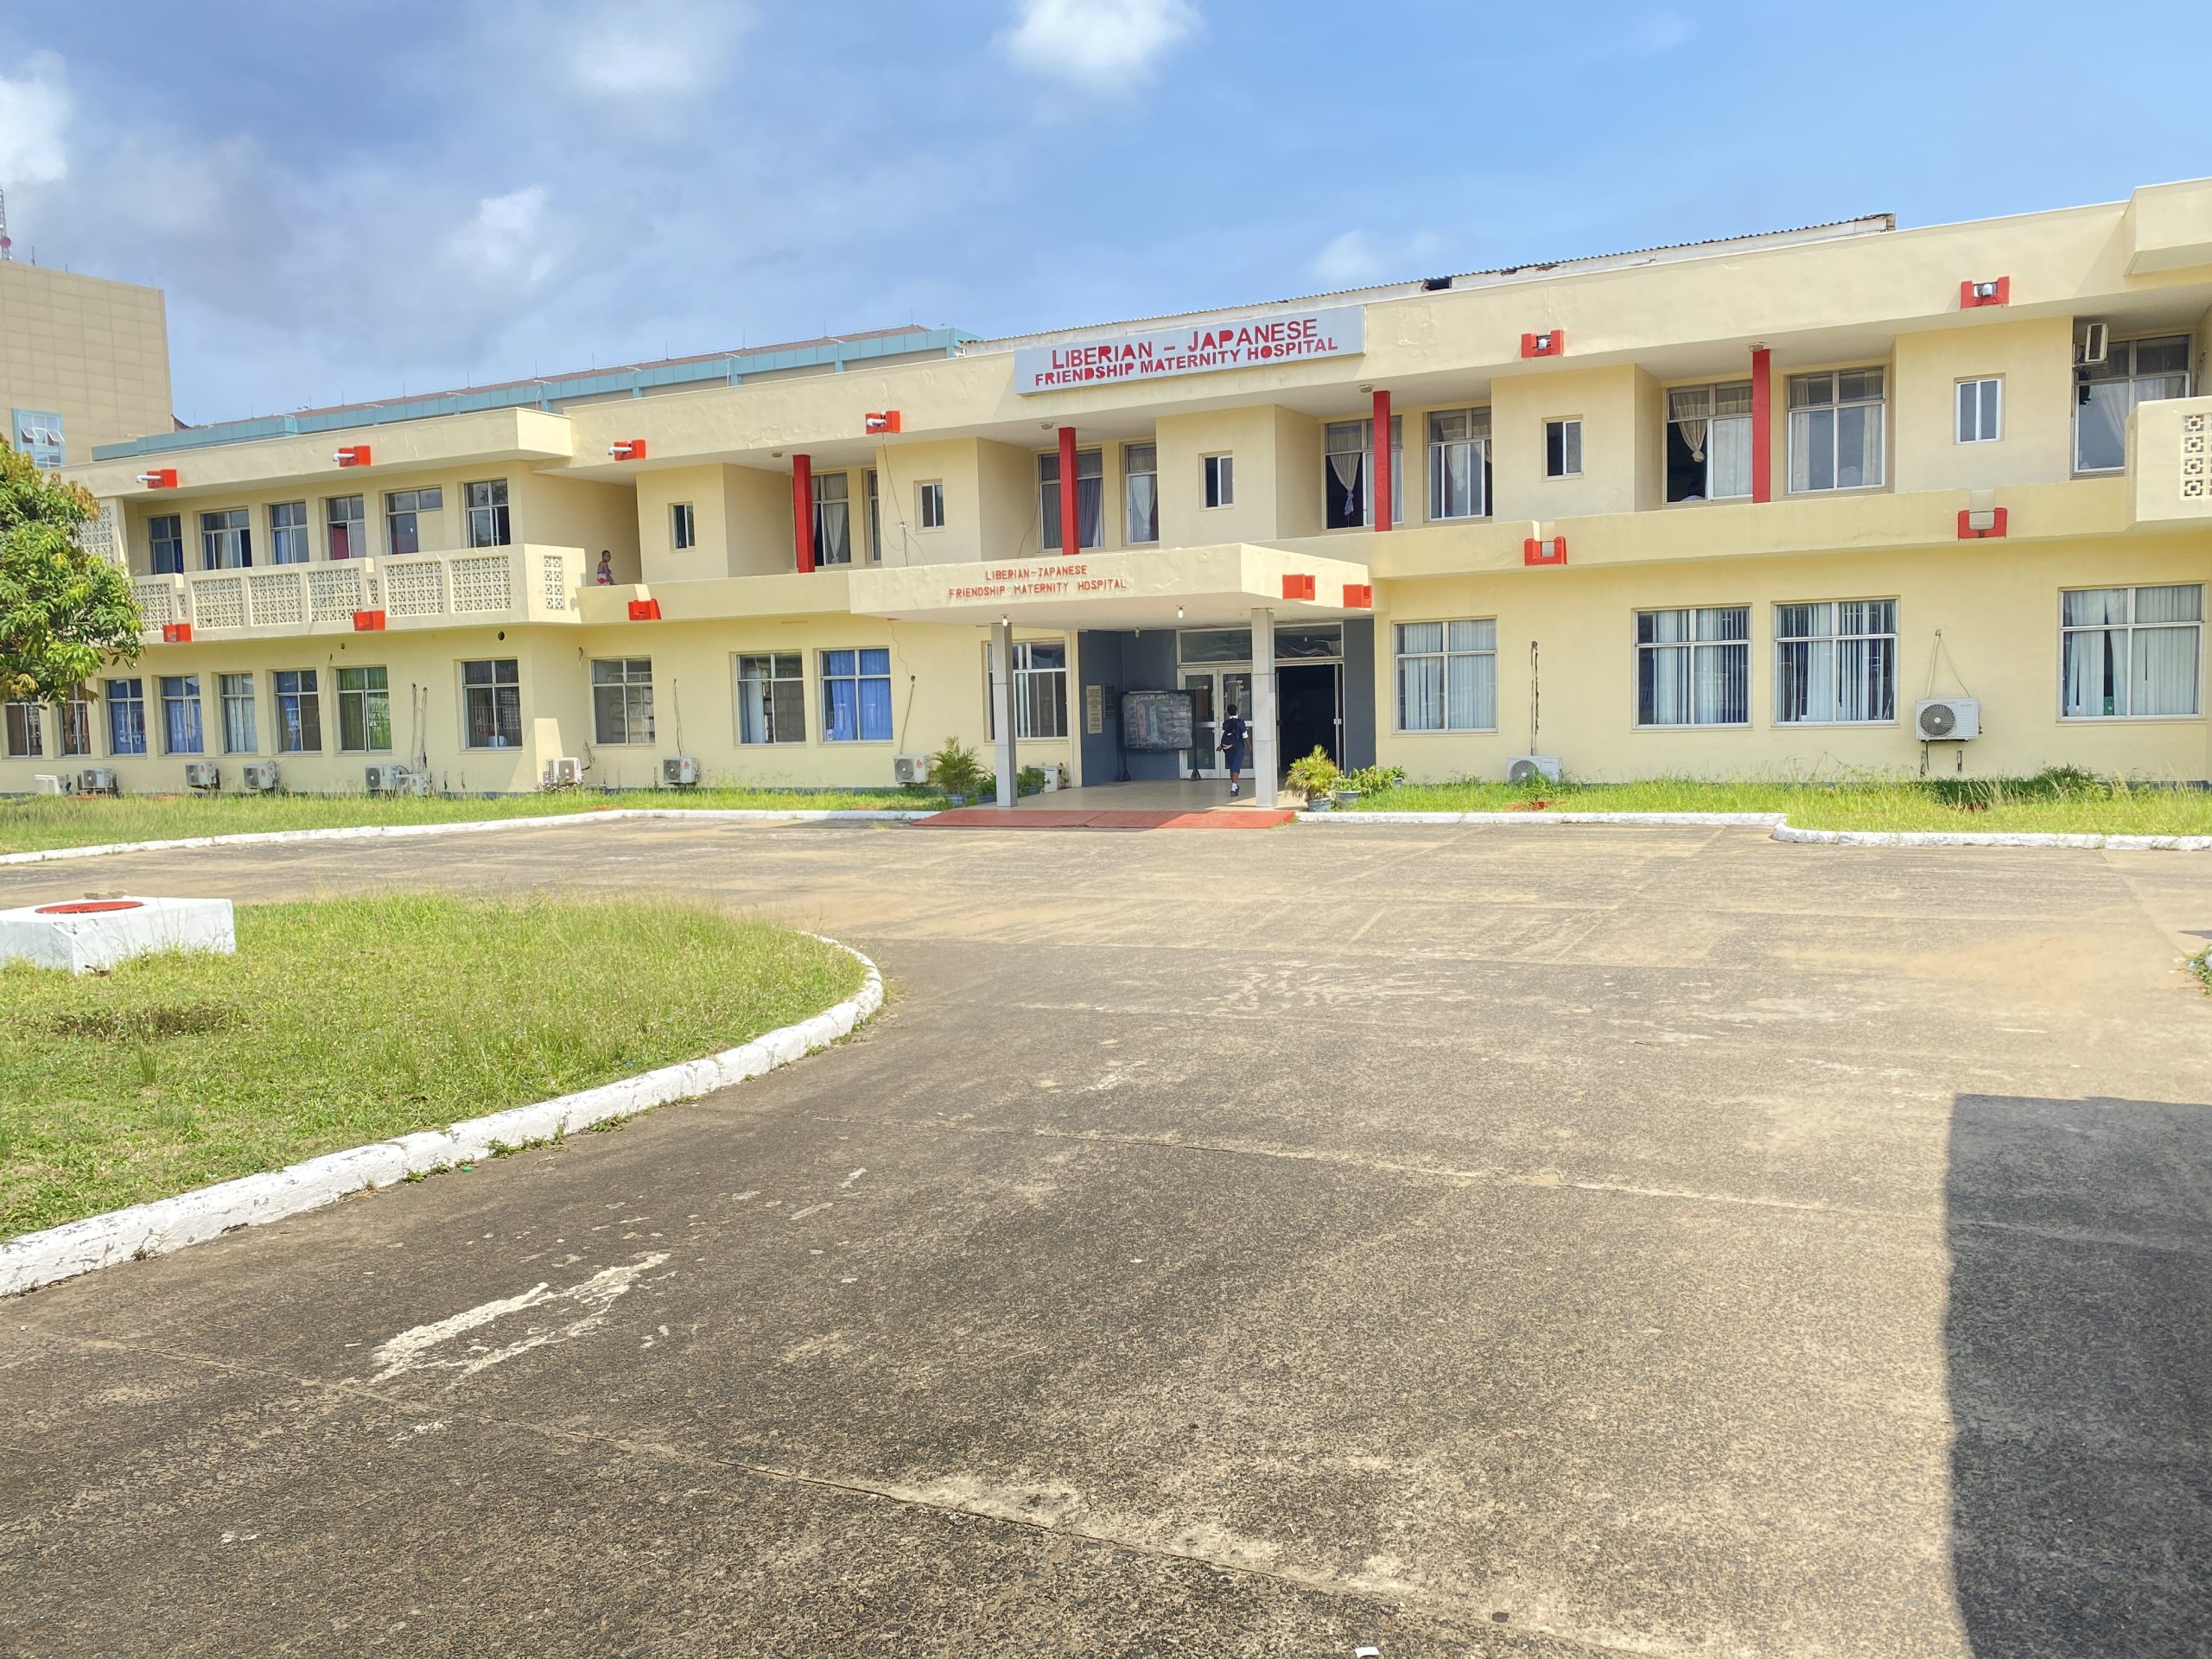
130, 545, 584, 643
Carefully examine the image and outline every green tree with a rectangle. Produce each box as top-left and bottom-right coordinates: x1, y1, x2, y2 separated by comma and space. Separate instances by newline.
0, 442, 141, 703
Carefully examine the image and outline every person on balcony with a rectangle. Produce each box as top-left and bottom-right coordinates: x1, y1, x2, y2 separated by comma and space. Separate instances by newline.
594, 550, 615, 585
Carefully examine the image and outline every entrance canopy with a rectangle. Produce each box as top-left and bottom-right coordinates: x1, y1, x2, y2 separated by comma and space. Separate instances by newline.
847, 543, 1372, 629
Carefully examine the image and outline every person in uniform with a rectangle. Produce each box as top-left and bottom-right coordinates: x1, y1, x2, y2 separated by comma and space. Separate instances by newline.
1219, 703, 1250, 798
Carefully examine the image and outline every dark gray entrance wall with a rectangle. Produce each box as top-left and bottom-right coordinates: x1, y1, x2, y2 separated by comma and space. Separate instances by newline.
1342, 618, 1376, 771
1077, 630, 1185, 782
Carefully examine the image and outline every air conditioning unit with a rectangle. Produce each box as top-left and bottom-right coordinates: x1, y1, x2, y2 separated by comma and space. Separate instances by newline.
183, 761, 220, 791
893, 754, 929, 785
543, 755, 583, 787
240, 761, 279, 792
77, 767, 118, 795
32, 774, 65, 795
2075, 321, 2109, 367
1916, 698, 1981, 741
365, 763, 412, 795
1507, 755, 1562, 785
661, 755, 699, 787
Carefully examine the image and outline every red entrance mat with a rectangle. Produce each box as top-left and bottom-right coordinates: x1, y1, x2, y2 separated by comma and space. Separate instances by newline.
914, 808, 1295, 830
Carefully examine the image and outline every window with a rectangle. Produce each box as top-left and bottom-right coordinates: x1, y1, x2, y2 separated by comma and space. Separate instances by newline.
986, 640, 1069, 740
274, 670, 321, 752
149, 513, 185, 575
200, 508, 251, 569
1324, 418, 1402, 529
821, 648, 893, 742
1636, 607, 1751, 728
812, 472, 852, 566
326, 494, 366, 559
1039, 448, 1104, 550
1203, 454, 1235, 508
1665, 383, 1753, 502
1427, 408, 1491, 520
1775, 600, 1897, 724
464, 480, 511, 548
2061, 585, 2202, 718
3, 701, 41, 758
1123, 443, 1157, 543
2075, 335, 2191, 473
866, 468, 880, 563
55, 689, 93, 757
160, 675, 204, 753
591, 658, 655, 746
219, 672, 257, 753
1956, 378, 2003, 444
462, 658, 521, 747
1788, 369, 1885, 493
671, 503, 696, 551
336, 665, 391, 753
1544, 418, 1583, 480
736, 653, 804, 745
1395, 620, 1497, 732
919, 480, 946, 531
270, 500, 310, 564
385, 489, 441, 556
106, 678, 147, 755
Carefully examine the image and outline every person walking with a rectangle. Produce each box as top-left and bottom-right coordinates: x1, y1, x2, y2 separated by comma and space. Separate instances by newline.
1219, 703, 1250, 798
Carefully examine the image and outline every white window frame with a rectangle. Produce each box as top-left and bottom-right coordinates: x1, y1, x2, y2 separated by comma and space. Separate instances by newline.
812, 472, 853, 566
918, 480, 946, 531
1324, 417, 1402, 529
148, 512, 185, 575
1955, 378, 2002, 444
463, 479, 511, 549
671, 502, 696, 551
1038, 448, 1104, 550
55, 689, 93, 758
1664, 382, 1754, 503
819, 648, 893, 743
269, 500, 310, 565
1394, 620, 1497, 733
200, 507, 251, 570
1426, 408, 1491, 520
336, 666, 391, 753
984, 639, 1070, 740
1203, 454, 1235, 509
3, 700, 41, 759
2059, 584, 2204, 721
591, 658, 655, 746
106, 678, 148, 756
1787, 368, 1886, 493
218, 671, 258, 754
1543, 418, 1583, 480
866, 467, 880, 563
736, 652, 805, 746
1773, 599, 1897, 726
461, 658, 522, 749
1635, 606, 1751, 729
1122, 443, 1157, 543
2075, 334, 2192, 474
325, 494, 366, 560
384, 489, 441, 556
160, 674, 205, 754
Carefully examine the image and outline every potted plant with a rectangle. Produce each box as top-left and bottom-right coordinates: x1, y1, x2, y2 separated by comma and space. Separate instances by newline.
1286, 746, 1341, 809
925, 736, 989, 806
1017, 765, 1049, 797
1333, 763, 1402, 810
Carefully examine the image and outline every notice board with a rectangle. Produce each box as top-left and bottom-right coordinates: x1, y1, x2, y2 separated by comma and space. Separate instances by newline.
1121, 690, 1194, 753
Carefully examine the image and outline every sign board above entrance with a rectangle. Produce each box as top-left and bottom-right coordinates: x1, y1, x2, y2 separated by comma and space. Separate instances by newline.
1013, 307, 1364, 395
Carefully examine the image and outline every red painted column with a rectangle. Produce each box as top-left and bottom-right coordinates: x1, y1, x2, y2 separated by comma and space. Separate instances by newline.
1750, 349, 1773, 505
1370, 389, 1393, 530
791, 454, 814, 572
1057, 426, 1079, 557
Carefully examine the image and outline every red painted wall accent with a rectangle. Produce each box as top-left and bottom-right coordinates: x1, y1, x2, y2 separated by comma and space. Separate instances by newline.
1522, 537, 1568, 566
351, 610, 385, 632
1957, 507, 2009, 539
161, 622, 193, 643
1960, 277, 2012, 308
1342, 583, 1374, 609
1370, 389, 1392, 531
627, 598, 663, 620
792, 454, 814, 573
1281, 573, 1316, 601
1751, 348, 1773, 505
1058, 426, 1078, 558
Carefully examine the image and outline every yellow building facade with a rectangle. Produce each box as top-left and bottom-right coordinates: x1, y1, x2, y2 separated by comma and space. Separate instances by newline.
6, 181, 2210, 802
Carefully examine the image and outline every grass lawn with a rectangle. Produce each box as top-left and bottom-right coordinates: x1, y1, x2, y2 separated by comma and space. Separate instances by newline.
0, 785, 947, 855
0, 894, 866, 1237
1346, 770, 2212, 836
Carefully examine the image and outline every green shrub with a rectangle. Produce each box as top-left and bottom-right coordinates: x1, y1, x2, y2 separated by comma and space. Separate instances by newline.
1286, 747, 1342, 800
925, 736, 990, 799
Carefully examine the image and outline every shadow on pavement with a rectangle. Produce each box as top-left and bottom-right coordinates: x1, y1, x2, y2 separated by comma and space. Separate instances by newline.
1946, 1093, 2212, 1656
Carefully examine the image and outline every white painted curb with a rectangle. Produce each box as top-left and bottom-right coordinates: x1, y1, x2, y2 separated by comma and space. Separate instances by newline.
1296, 809, 2212, 849
1297, 810, 1784, 828
0, 934, 883, 1299
0, 806, 933, 867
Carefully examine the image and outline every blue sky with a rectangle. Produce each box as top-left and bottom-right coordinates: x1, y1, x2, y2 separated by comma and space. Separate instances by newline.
2, 0, 2202, 426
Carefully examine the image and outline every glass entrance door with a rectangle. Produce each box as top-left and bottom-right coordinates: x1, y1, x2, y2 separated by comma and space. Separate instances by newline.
1184, 670, 1251, 778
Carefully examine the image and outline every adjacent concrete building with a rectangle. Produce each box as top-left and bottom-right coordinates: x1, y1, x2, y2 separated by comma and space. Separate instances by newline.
0, 261, 173, 469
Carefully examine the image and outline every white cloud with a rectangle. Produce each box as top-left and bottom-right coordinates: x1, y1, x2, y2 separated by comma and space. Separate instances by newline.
1001, 0, 1198, 85
554, 0, 754, 99
448, 186, 558, 289
0, 50, 72, 187
1312, 229, 1445, 289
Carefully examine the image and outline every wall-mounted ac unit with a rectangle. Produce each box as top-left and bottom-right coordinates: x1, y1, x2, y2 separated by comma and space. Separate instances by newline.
661, 755, 699, 787
893, 754, 929, 785
1915, 698, 1981, 741
365, 763, 413, 795
1507, 755, 1562, 785
77, 767, 118, 795
2074, 321, 2109, 367
543, 756, 583, 787
183, 761, 220, 791
240, 761, 279, 791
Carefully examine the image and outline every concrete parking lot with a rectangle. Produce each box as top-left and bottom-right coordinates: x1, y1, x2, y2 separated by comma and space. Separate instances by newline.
3, 819, 2208, 1656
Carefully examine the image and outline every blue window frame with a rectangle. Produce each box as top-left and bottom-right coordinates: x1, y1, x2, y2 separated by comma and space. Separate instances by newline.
161, 675, 204, 754
107, 678, 148, 755
820, 647, 893, 742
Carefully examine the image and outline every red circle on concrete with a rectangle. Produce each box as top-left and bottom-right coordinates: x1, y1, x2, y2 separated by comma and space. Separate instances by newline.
34, 900, 144, 915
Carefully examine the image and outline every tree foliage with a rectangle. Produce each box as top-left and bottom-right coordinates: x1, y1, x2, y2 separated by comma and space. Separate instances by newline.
0, 442, 141, 703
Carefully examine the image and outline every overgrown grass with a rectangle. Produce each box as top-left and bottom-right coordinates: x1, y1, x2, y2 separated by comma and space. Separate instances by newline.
1348, 767, 2212, 835
2190, 948, 2212, 995
0, 894, 865, 1236
0, 785, 945, 855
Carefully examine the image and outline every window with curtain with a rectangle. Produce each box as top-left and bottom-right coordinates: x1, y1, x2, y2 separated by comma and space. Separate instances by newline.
985, 640, 1069, 740
55, 690, 93, 757
1788, 370, 1885, 493
1038, 448, 1104, 550
161, 674, 204, 753
591, 658, 655, 746
737, 653, 804, 745
274, 670, 321, 752
1123, 443, 1158, 543
1427, 409, 1491, 520
200, 508, 251, 569
2075, 335, 2191, 472
107, 678, 148, 755
1325, 417, 1402, 529
219, 672, 257, 753
1666, 382, 1753, 502
462, 659, 522, 748
3, 701, 41, 758
1637, 607, 1751, 728
1395, 620, 1497, 732
1775, 600, 1896, 724
2060, 585, 2202, 717
148, 513, 185, 575
821, 648, 893, 742
813, 473, 853, 566
464, 480, 511, 548
336, 666, 391, 753
269, 501, 310, 564
326, 495, 365, 559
